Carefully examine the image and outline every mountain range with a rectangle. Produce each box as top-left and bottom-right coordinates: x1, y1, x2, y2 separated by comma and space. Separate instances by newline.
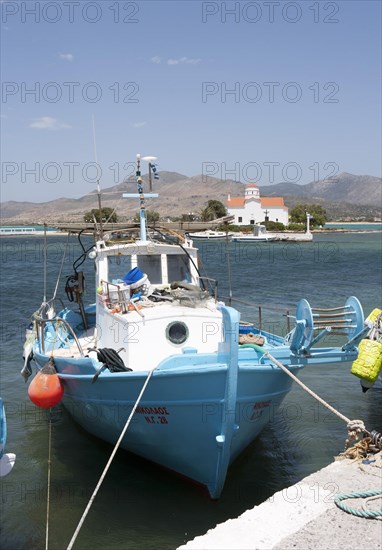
1, 172, 381, 222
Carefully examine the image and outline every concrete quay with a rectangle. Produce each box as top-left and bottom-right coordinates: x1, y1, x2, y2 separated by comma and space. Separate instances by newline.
179, 453, 381, 550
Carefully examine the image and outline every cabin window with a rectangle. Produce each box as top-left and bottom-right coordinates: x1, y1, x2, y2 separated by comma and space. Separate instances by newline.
137, 255, 162, 283
108, 255, 132, 283
167, 254, 191, 283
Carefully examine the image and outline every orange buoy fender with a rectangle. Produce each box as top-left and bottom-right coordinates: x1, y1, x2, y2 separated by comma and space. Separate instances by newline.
28, 358, 64, 408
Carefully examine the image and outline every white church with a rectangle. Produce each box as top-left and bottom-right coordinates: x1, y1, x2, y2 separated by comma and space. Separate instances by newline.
227, 184, 289, 226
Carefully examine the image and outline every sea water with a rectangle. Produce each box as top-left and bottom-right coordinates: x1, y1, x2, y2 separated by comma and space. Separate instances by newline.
0, 232, 381, 549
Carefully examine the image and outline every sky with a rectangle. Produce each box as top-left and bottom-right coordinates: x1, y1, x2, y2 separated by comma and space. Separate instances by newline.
1, 0, 381, 203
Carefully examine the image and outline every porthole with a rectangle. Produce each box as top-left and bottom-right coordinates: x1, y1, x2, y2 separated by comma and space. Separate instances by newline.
166, 321, 189, 345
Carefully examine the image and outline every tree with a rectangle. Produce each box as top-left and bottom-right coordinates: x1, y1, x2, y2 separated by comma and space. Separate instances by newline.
289, 204, 327, 227
133, 210, 160, 223
84, 207, 118, 223
180, 213, 197, 222
200, 200, 227, 221
264, 220, 285, 232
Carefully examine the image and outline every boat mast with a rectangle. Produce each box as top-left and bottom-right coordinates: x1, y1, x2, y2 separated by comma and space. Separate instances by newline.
92, 115, 104, 240
142, 156, 158, 192
136, 154, 147, 241
123, 154, 159, 242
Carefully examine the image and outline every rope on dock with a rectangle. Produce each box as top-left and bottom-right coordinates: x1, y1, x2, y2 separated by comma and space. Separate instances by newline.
335, 490, 382, 518
66, 368, 156, 550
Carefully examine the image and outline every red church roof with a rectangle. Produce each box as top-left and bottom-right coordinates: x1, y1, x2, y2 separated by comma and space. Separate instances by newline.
227, 195, 286, 209
227, 197, 246, 207
260, 197, 285, 207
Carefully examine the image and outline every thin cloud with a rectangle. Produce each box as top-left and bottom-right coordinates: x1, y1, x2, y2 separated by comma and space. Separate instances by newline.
132, 121, 146, 128
167, 57, 201, 66
29, 117, 71, 130
59, 53, 74, 62
151, 56, 201, 66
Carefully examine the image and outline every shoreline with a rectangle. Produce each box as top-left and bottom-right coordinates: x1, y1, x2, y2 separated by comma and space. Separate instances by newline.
313, 229, 382, 234
179, 452, 382, 550
1, 229, 381, 238
325, 221, 382, 225
0, 231, 70, 237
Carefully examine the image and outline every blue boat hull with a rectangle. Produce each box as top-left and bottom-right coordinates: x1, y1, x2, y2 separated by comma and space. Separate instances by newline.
33, 350, 298, 498
31, 302, 360, 498
0, 398, 16, 477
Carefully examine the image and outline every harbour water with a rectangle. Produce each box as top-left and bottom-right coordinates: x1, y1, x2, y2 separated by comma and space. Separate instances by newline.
0, 232, 381, 549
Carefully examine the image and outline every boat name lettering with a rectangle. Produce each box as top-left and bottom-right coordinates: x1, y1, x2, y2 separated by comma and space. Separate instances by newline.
136, 406, 169, 415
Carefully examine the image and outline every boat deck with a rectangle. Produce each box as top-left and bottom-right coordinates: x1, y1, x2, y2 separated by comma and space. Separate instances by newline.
52, 327, 98, 359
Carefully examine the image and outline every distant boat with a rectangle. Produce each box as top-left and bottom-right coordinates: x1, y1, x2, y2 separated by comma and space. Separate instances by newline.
0, 398, 16, 477
231, 224, 279, 242
187, 229, 233, 241
23, 155, 366, 499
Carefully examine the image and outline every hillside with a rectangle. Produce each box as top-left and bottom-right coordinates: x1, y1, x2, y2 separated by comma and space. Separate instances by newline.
261, 173, 381, 207
0, 172, 381, 223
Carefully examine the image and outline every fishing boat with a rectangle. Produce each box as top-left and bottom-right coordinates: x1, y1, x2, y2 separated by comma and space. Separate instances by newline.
231, 224, 279, 243
0, 398, 16, 477
187, 229, 233, 241
23, 155, 368, 499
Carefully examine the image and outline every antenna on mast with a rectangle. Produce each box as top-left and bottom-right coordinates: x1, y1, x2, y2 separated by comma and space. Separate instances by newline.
142, 156, 158, 191
123, 154, 159, 242
92, 115, 104, 240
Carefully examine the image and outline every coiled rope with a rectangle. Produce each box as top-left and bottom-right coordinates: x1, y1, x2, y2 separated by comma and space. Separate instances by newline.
335, 490, 382, 518
66, 368, 155, 550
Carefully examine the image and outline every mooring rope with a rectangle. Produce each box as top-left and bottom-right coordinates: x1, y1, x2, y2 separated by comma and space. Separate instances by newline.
52, 233, 70, 301
66, 368, 156, 550
240, 342, 382, 522
335, 490, 382, 518
241, 343, 368, 446
45, 408, 53, 550
364, 494, 382, 520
